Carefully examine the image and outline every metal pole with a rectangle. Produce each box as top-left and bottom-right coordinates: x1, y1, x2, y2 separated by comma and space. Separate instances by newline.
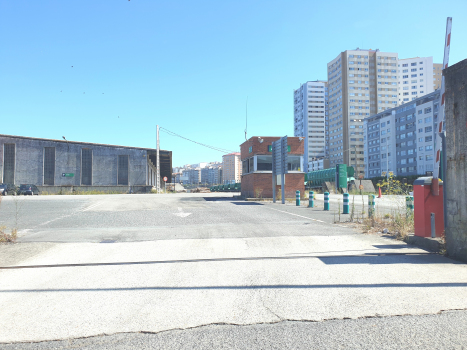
281, 173, 285, 204
156, 125, 160, 194
273, 174, 276, 203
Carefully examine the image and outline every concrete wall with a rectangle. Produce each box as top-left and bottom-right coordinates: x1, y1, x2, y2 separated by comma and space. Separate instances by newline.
0, 135, 149, 187
444, 58, 467, 262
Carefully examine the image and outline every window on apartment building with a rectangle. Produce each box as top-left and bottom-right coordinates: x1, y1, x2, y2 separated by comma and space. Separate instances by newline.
44, 147, 55, 186
425, 126, 433, 133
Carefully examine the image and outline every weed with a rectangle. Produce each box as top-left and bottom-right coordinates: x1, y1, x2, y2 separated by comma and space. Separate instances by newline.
0, 226, 18, 243
350, 195, 355, 222
254, 188, 263, 199
338, 199, 341, 222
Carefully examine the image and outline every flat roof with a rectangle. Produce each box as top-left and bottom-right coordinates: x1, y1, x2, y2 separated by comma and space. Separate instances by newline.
0, 134, 170, 153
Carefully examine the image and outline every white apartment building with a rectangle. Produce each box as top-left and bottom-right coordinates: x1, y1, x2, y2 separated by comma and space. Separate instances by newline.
293, 81, 328, 172
398, 57, 434, 105
327, 49, 399, 175
222, 152, 241, 184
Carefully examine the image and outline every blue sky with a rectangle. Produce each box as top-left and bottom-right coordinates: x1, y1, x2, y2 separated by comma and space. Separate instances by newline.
1, 0, 465, 166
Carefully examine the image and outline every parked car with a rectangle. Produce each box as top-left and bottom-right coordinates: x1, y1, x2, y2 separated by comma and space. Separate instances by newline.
18, 184, 40, 195
0, 183, 18, 196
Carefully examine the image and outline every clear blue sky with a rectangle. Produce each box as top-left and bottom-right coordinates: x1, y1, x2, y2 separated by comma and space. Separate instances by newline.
1, 0, 465, 167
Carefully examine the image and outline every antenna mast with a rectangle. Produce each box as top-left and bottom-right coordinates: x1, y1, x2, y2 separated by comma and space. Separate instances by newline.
245, 97, 248, 140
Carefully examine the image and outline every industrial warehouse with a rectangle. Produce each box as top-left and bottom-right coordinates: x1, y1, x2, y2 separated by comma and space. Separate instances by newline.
0, 134, 172, 193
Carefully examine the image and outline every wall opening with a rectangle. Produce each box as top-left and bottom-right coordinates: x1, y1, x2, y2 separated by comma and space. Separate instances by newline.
44, 147, 55, 185
118, 155, 129, 185
81, 148, 92, 185
3, 144, 15, 184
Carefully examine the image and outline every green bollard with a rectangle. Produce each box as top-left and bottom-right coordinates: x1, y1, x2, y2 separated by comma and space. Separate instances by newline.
308, 191, 314, 208
324, 192, 329, 211
343, 193, 349, 214
368, 194, 376, 218
296, 190, 300, 206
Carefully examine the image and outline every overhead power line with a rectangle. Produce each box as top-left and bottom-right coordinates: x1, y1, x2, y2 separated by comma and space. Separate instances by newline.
159, 127, 237, 154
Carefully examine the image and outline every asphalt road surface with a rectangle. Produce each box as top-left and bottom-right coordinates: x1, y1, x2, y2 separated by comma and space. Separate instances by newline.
0, 193, 466, 348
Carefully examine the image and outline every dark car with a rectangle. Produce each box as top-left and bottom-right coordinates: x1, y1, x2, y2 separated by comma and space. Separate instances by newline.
0, 183, 18, 196
18, 184, 40, 196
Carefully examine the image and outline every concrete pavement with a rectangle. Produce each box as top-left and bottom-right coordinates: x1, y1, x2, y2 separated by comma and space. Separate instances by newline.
0, 193, 466, 345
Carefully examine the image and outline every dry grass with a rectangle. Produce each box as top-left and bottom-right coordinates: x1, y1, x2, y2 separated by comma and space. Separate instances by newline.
0, 226, 17, 243
362, 210, 414, 241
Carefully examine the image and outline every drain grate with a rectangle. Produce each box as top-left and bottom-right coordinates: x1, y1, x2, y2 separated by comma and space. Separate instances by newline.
100, 239, 116, 243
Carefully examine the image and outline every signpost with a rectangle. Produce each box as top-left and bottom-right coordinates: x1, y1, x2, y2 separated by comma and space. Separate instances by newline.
163, 176, 167, 192
336, 164, 347, 190
271, 136, 288, 204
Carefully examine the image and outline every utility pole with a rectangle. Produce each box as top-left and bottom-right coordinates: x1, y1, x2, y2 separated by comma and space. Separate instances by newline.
354, 145, 357, 175
156, 125, 160, 194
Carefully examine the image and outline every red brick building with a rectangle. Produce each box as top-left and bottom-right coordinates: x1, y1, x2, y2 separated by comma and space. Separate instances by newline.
240, 136, 305, 199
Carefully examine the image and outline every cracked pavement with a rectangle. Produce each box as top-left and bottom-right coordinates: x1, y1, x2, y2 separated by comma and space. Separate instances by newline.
0, 193, 467, 347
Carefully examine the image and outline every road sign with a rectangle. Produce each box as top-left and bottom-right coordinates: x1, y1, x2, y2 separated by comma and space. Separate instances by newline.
62, 173, 74, 177
359, 184, 364, 190
272, 136, 288, 175
163, 177, 168, 182
336, 164, 347, 189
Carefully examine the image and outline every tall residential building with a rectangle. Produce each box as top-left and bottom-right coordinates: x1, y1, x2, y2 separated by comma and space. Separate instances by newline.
364, 90, 440, 178
222, 152, 241, 184
293, 81, 328, 172
433, 63, 443, 90
201, 165, 222, 185
398, 57, 434, 104
327, 49, 399, 174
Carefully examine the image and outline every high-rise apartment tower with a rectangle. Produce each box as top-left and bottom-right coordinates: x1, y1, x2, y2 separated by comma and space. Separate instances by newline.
327, 49, 398, 174
293, 81, 328, 172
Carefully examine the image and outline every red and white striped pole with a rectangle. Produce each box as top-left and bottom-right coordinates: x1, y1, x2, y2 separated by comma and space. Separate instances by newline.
432, 17, 452, 196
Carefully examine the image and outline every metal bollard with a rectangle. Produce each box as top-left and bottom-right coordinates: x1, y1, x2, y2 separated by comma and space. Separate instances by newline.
431, 213, 436, 238
343, 193, 349, 214
324, 192, 329, 211
406, 196, 414, 217
368, 194, 376, 217
308, 191, 314, 208
296, 190, 300, 206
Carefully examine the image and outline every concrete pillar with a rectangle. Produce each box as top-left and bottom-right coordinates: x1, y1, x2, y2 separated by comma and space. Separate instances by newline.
444, 58, 467, 262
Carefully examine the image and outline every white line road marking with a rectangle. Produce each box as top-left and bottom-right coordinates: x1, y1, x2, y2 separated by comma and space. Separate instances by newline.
173, 207, 192, 218
81, 202, 103, 212
266, 207, 323, 222
266, 207, 347, 227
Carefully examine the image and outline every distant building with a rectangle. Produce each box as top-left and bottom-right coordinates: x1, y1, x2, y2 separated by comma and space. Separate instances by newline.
293, 81, 328, 172
398, 57, 434, 105
182, 168, 201, 185
240, 136, 304, 198
433, 63, 443, 90
0, 134, 172, 192
364, 91, 439, 178
308, 158, 330, 172
222, 152, 241, 184
201, 165, 222, 185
